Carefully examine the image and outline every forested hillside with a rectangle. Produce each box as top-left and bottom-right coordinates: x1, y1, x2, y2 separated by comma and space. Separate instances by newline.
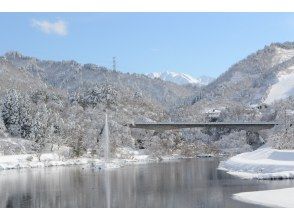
0, 42, 294, 159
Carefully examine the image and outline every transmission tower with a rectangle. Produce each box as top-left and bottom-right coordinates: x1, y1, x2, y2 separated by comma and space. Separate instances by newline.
112, 57, 116, 72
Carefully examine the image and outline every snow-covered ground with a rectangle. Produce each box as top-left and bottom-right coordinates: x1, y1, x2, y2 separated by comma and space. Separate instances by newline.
219, 147, 294, 207
233, 187, 294, 208
0, 151, 188, 171
219, 147, 294, 179
0, 153, 102, 170
264, 69, 294, 104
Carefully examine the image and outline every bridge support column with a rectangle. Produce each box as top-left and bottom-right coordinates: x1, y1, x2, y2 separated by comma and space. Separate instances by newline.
246, 131, 265, 149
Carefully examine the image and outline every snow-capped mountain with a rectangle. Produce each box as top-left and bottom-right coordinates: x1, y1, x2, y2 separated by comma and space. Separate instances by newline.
147, 71, 214, 85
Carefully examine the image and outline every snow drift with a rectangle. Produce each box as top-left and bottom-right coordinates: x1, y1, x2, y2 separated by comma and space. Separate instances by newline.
233, 187, 294, 208
218, 147, 294, 179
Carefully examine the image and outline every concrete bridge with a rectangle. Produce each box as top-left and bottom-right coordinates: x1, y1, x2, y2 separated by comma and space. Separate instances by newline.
126, 122, 292, 147
127, 122, 280, 132
127, 122, 284, 146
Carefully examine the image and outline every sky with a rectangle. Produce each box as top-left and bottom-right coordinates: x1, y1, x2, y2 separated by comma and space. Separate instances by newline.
1, 13, 294, 78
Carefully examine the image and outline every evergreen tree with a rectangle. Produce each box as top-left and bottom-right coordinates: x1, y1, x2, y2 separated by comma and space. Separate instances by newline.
19, 94, 33, 138
2, 90, 33, 138
30, 103, 49, 154
2, 89, 21, 136
0, 115, 6, 137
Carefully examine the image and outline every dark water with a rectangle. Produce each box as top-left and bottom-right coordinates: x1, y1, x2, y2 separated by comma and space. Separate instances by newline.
1, 158, 294, 208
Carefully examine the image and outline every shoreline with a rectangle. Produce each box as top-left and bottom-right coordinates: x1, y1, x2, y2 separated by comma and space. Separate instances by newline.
0, 152, 213, 171
219, 147, 294, 207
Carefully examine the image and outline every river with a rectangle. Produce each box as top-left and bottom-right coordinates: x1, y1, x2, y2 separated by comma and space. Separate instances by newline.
1, 158, 294, 208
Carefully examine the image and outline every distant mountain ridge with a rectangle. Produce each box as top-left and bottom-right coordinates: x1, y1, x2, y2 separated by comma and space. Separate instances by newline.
147, 71, 214, 85
3, 41, 294, 109
1, 51, 199, 110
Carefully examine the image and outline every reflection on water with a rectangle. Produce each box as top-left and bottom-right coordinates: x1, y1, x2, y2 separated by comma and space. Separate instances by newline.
105, 170, 111, 208
1, 158, 294, 208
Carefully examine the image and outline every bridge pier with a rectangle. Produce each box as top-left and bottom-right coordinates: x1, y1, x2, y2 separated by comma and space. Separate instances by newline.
245, 131, 265, 149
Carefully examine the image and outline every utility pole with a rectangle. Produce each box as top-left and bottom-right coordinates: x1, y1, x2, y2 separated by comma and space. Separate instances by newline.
112, 57, 116, 72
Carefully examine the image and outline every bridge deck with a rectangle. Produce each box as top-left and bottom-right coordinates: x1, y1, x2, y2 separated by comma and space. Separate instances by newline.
127, 122, 280, 131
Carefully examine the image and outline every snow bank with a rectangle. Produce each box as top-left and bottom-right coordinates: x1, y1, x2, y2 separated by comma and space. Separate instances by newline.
0, 152, 180, 171
0, 153, 98, 170
159, 154, 192, 161
218, 147, 294, 179
0, 153, 140, 170
233, 187, 294, 208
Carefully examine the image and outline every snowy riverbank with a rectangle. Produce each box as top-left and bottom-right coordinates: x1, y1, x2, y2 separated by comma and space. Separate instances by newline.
0, 153, 103, 170
218, 147, 294, 179
0, 152, 192, 171
233, 187, 294, 208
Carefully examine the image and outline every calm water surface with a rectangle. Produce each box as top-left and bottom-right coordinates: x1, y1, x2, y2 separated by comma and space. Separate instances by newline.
1, 158, 294, 208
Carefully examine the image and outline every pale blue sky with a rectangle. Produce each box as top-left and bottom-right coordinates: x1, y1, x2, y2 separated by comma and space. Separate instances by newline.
1, 13, 294, 77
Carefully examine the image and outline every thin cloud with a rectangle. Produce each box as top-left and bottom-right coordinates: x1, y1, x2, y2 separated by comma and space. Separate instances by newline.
31, 19, 68, 36
150, 48, 160, 52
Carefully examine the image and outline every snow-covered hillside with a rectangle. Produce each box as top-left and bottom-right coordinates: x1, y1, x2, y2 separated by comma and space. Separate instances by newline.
147, 71, 214, 85
3, 52, 198, 109
202, 42, 294, 105
264, 68, 294, 104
